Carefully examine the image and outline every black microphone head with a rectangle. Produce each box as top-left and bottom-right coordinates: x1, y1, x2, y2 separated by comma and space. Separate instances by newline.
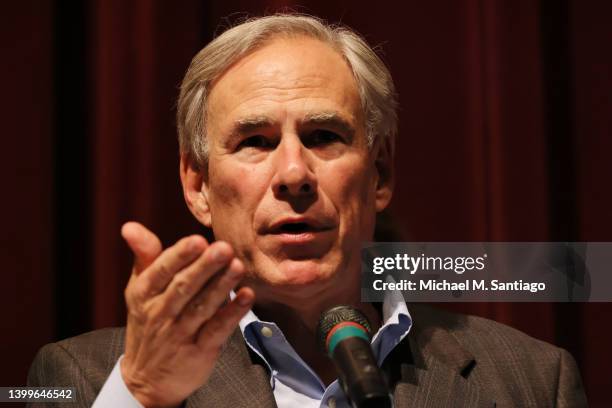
317, 306, 392, 407
316, 305, 372, 354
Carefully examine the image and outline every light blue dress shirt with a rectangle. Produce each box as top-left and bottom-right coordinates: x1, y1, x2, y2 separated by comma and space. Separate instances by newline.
239, 289, 412, 408
93, 289, 411, 408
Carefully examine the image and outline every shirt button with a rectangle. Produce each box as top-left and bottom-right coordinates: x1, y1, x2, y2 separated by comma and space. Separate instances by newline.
261, 326, 274, 338
328, 397, 336, 408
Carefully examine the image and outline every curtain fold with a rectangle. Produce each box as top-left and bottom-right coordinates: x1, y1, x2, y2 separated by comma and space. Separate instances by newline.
4, 0, 611, 403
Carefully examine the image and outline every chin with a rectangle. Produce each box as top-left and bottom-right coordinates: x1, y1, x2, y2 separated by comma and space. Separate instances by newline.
252, 258, 336, 287
280, 259, 335, 285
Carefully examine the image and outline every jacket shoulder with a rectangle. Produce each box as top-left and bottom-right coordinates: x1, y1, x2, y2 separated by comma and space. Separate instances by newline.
411, 304, 562, 357
449, 309, 564, 361
409, 304, 587, 407
27, 327, 125, 406
55, 326, 126, 366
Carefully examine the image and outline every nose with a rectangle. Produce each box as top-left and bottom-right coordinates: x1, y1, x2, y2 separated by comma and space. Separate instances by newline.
272, 136, 317, 197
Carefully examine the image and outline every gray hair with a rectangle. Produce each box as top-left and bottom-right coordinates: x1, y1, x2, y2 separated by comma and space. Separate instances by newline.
177, 14, 398, 167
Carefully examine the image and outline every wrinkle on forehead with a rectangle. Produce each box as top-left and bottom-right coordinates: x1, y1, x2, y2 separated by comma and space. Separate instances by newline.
205, 36, 365, 149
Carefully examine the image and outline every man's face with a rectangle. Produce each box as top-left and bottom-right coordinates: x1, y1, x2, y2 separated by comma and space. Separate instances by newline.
183, 37, 392, 303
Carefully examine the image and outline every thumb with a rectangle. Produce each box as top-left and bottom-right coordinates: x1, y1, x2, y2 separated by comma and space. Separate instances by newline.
121, 221, 163, 275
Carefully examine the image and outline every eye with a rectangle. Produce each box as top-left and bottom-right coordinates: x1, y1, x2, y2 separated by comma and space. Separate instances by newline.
304, 130, 342, 147
237, 135, 274, 150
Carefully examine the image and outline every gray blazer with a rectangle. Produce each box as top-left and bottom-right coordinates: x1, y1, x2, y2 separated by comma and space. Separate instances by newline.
27, 305, 588, 407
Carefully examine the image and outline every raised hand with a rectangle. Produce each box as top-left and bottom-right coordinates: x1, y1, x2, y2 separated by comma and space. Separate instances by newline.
119, 222, 255, 408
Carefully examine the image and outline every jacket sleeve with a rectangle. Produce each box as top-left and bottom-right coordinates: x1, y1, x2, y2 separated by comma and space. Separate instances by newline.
26, 342, 99, 408
556, 348, 588, 408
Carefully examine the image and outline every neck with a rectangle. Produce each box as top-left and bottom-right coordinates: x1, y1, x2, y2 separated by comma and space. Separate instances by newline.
253, 291, 381, 386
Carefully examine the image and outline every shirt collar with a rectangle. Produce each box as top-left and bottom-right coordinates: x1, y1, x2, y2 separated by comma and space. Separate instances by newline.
235, 288, 411, 349
371, 281, 412, 364
232, 286, 412, 394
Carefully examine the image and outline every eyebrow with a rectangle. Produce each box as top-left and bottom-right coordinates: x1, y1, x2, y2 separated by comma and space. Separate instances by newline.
228, 111, 356, 140
232, 115, 275, 136
301, 111, 355, 139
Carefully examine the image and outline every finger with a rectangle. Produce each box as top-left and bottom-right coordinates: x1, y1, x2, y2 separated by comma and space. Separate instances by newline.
173, 254, 245, 331
156, 241, 236, 319
138, 234, 208, 298
121, 222, 163, 275
196, 287, 255, 353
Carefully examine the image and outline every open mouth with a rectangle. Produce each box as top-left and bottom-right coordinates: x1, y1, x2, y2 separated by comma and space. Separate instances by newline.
278, 222, 314, 234
265, 216, 335, 237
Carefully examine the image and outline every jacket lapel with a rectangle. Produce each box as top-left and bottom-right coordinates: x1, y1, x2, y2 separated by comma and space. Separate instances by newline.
186, 305, 493, 407
186, 330, 277, 408
389, 305, 491, 408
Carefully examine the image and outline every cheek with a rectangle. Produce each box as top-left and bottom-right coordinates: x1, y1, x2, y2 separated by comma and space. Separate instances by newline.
344, 159, 377, 206
327, 158, 377, 232
208, 163, 265, 237
209, 160, 265, 202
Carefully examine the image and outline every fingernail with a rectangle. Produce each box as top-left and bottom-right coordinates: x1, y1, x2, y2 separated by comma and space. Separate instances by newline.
213, 248, 229, 262
228, 265, 243, 279
237, 293, 252, 307
188, 238, 202, 252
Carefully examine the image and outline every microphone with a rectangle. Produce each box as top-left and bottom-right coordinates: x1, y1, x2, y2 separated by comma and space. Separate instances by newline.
316, 306, 392, 408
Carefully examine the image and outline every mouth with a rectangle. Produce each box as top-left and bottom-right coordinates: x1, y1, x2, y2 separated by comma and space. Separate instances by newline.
276, 222, 318, 234
268, 218, 334, 234
265, 217, 335, 241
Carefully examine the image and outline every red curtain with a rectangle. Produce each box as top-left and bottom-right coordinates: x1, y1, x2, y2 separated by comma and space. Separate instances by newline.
4, 0, 611, 405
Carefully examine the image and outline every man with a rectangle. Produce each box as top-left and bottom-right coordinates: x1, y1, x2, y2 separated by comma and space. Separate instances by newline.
28, 14, 587, 407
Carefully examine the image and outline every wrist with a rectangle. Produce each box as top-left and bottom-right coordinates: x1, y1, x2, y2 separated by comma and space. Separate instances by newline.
120, 359, 181, 408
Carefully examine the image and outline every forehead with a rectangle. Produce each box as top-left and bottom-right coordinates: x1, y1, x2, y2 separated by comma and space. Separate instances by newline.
206, 36, 363, 130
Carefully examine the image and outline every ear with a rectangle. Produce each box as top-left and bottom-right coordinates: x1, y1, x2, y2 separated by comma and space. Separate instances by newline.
179, 154, 212, 228
373, 136, 394, 212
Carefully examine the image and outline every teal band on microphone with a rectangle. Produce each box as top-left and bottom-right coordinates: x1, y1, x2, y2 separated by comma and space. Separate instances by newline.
328, 326, 369, 356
